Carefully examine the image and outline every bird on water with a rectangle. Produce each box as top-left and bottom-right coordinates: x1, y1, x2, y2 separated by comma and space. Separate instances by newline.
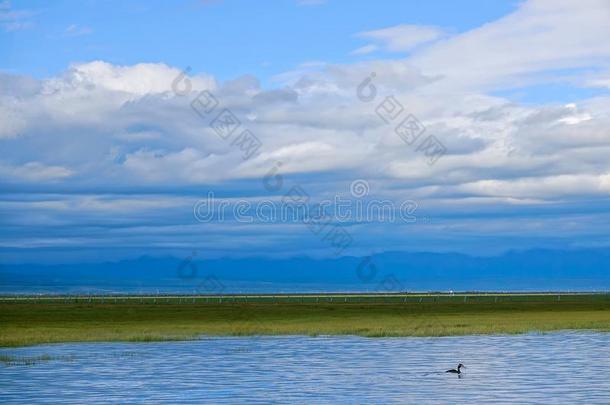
446, 363, 465, 374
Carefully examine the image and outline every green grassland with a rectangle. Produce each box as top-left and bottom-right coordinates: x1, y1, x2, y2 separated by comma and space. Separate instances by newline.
1, 293, 609, 347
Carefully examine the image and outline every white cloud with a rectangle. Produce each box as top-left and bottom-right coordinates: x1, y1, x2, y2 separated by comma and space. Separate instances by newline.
350, 44, 378, 56
455, 174, 610, 199
0, 101, 27, 138
0, 1, 35, 32
411, 0, 610, 91
46, 60, 216, 96
2, 54, 610, 200
122, 147, 226, 183
64, 24, 92, 37
0, 162, 73, 182
584, 70, 610, 89
3, 0, 610, 254
355, 24, 445, 53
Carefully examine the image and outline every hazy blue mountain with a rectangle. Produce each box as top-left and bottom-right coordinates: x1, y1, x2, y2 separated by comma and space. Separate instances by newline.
2, 249, 610, 294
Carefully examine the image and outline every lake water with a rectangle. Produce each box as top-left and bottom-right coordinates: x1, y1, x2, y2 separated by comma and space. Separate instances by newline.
1, 332, 609, 404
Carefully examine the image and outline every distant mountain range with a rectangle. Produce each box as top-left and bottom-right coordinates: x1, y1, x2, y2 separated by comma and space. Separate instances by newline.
2, 248, 610, 294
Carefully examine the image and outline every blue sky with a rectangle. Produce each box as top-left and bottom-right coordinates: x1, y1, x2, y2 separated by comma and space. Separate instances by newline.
2, 0, 517, 82
2, 0, 610, 265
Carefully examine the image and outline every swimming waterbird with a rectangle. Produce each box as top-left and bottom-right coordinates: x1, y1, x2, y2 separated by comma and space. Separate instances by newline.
446, 363, 465, 374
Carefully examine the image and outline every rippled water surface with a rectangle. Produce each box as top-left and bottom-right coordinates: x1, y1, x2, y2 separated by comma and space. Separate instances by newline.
1, 332, 609, 404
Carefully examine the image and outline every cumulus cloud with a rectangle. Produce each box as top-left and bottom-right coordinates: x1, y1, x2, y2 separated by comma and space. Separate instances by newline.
2, 58, 610, 197
0, 102, 28, 138
46, 61, 216, 96
0, 73, 41, 97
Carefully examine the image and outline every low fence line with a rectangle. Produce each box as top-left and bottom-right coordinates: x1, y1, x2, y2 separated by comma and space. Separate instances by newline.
1, 292, 608, 304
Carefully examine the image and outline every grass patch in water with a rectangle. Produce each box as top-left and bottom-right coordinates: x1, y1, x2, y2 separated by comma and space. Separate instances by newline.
0, 353, 73, 366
